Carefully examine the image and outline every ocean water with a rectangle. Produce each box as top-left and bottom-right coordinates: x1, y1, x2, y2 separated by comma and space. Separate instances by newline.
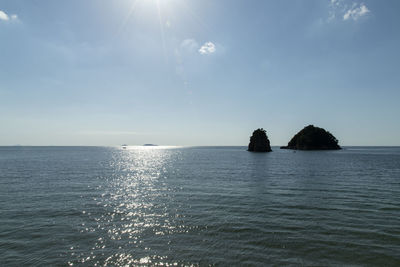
0, 146, 399, 266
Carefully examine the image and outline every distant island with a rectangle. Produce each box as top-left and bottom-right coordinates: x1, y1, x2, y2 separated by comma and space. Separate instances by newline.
280, 125, 341, 150
143, 144, 158, 146
248, 128, 272, 152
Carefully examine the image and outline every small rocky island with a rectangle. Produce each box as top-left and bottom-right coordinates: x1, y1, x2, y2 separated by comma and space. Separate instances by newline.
280, 125, 341, 150
248, 128, 272, 152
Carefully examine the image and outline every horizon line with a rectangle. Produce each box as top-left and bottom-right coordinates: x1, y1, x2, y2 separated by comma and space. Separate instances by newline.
1, 145, 400, 148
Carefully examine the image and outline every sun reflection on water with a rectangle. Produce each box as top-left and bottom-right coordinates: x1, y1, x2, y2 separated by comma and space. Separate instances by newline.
68, 146, 187, 266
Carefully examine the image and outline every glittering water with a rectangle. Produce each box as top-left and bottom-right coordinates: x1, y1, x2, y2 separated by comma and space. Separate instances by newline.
1, 146, 400, 266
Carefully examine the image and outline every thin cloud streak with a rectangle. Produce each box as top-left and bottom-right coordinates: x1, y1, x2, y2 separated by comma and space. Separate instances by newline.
327, 1, 370, 22
78, 131, 141, 136
343, 3, 370, 21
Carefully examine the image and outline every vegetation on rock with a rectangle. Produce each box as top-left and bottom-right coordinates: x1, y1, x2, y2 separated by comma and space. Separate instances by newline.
280, 125, 340, 150
248, 128, 272, 152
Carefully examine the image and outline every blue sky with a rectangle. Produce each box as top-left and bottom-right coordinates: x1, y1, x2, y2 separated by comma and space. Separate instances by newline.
1, 0, 399, 146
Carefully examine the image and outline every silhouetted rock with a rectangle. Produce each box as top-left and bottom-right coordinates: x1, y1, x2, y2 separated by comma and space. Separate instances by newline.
280, 125, 341, 150
248, 128, 272, 152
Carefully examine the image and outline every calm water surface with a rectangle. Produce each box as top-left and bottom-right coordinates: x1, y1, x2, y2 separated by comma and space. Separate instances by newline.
0, 146, 399, 266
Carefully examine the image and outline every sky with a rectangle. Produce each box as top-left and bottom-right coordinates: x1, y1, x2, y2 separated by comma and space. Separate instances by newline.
1, 0, 400, 146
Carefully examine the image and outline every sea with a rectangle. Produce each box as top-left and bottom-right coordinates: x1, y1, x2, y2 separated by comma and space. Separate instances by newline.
0, 146, 399, 266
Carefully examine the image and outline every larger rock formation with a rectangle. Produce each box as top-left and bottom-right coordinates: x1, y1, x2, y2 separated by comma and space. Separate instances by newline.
248, 128, 272, 152
280, 125, 341, 150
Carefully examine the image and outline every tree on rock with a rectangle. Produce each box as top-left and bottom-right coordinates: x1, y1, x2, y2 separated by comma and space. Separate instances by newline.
281, 125, 341, 150
248, 128, 272, 152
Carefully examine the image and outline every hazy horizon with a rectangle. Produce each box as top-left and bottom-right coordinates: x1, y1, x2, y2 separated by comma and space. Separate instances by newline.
1, 0, 400, 146
2, 144, 400, 148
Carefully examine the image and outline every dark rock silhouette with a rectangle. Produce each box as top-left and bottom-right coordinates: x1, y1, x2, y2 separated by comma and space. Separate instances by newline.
280, 125, 341, 150
248, 128, 272, 152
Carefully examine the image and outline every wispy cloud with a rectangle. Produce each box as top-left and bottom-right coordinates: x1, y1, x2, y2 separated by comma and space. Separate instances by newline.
343, 3, 370, 21
0, 10, 18, 21
181, 39, 199, 52
78, 131, 140, 136
328, 1, 370, 22
328, 0, 340, 20
198, 42, 216, 55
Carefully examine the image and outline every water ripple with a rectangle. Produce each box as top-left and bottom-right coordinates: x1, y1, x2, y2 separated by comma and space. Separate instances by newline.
1, 146, 400, 265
